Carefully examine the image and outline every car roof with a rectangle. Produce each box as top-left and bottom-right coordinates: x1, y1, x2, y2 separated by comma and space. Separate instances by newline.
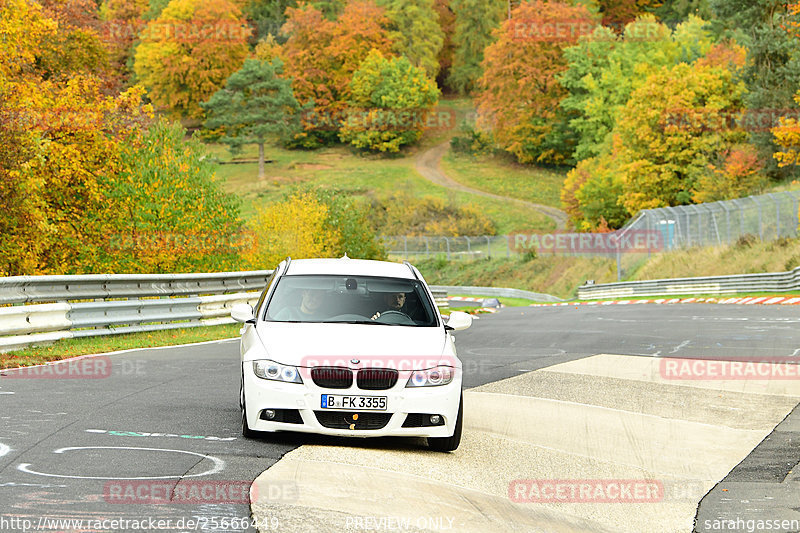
283, 258, 418, 279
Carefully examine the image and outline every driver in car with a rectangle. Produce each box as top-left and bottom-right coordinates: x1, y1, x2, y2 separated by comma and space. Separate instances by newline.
371, 292, 406, 320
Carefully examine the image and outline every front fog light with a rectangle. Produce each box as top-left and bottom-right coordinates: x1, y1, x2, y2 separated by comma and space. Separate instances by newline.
253, 360, 303, 384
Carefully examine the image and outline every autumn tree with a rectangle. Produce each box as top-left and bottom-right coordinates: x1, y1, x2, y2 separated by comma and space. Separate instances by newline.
615, 61, 749, 213
559, 15, 715, 161
377, 0, 444, 79
279, 1, 392, 146
0, 0, 57, 82
38, 0, 109, 82
433, 0, 456, 87
242, 0, 296, 44
339, 50, 440, 152
203, 58, 301, 180
101, 119, 245, 273
99, 0, 150, 84
133, 0, 250, 121
597, 0, 660, 29
651, 0, 713, 23
773, 91, 800, 168
477, 1, 599, 164
562, 154, 628, 231
243, 192, 341, 269
447, 0, 506, 94
299, 187, 387, 260
693, 145, 766, 203
711, 0, 800, 178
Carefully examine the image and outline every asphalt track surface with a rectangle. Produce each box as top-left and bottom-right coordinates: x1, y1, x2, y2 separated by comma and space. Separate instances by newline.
0, 304, 798, 532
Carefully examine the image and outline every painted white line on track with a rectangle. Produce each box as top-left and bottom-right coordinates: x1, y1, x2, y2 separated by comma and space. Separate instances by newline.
1, 337, 240, 373
17, 446, 225, 480
0, 443, 10, 458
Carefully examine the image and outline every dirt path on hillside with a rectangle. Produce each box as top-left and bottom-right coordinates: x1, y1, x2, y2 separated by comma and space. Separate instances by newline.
414, 141, 568, 230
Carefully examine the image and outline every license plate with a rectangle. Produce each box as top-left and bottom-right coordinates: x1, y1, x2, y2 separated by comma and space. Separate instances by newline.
321, 395, 387, 411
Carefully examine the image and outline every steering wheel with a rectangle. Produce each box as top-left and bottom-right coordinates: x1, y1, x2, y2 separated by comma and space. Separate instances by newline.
374, 310, 414, 325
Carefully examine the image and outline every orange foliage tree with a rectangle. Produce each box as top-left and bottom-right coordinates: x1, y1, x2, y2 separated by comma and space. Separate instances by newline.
477, 1, 599, 164
279, 0, 393, 146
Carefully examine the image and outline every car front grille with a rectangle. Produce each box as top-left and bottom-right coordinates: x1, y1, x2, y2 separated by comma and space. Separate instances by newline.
356, 368, 398, 390
311, 367, 353, 389
314, 411, 392, 430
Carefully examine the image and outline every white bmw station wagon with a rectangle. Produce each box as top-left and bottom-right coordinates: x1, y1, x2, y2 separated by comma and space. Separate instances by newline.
231, 257, 472, 451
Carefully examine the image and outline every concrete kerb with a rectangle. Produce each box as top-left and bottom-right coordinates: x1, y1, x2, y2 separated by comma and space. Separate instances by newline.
250, 354, 800, 533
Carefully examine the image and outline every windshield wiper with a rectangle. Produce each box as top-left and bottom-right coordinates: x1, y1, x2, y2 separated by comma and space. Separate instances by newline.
321, 320, 384, 325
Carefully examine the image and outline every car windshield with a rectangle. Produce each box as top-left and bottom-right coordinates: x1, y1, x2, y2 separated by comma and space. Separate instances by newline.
264, 275, 438, 327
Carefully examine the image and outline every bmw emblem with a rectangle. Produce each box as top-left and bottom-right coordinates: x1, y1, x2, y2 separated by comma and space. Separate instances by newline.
350, 358, 360, 365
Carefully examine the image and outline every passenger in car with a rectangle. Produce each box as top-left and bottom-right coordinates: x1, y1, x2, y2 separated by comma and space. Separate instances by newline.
273, 289, 328, 321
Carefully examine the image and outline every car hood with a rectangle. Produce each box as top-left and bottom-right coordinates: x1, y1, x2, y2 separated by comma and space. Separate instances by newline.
249, 322, 453, 369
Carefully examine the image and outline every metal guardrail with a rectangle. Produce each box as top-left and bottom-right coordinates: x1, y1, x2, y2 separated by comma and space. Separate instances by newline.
0, 271, 274, 352
577, 266, 800, 300
0, 271, 273, 305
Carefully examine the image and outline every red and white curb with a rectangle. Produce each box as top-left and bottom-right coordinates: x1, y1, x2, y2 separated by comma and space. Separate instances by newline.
530, 296, 800, 307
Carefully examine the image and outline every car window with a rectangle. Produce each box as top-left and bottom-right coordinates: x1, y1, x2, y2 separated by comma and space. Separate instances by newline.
264, 275, 438, 326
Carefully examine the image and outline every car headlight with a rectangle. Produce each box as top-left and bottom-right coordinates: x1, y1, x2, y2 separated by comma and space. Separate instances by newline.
406, 366, 454, 387
252, 360, 303, 384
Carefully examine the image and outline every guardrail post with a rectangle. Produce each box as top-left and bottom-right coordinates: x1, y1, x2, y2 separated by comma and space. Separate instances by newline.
486, 236, 491, 258
403, 236, 408, 259
424, 236, 430, 257
445, 237, 451, 260
505, 235, 510, 257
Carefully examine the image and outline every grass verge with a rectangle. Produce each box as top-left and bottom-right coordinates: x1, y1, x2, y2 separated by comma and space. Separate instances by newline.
208, 142, 555, 234
440, 151, 566, 208
1, 323, 241, 369
416, 256, 618, 300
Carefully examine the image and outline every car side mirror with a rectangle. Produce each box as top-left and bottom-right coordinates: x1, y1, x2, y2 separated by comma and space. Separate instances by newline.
444, 311, 472, 331
231, 303, 256, 324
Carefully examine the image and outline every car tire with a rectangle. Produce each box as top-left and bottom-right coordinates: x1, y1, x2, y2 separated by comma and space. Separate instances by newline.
427, 392, 462, 452
241, 386, 257, 439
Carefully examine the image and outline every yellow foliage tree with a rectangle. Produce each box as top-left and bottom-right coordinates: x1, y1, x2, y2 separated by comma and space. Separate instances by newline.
243, 193, 342, 269
773, 92, 800, 167
133, 0, 250, 120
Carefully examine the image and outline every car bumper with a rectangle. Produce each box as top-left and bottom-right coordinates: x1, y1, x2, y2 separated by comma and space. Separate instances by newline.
242, 363, 461, 438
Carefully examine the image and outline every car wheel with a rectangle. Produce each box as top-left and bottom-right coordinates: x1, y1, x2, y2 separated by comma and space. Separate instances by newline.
427, 392, 462, 452
241, 387, 257, 439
